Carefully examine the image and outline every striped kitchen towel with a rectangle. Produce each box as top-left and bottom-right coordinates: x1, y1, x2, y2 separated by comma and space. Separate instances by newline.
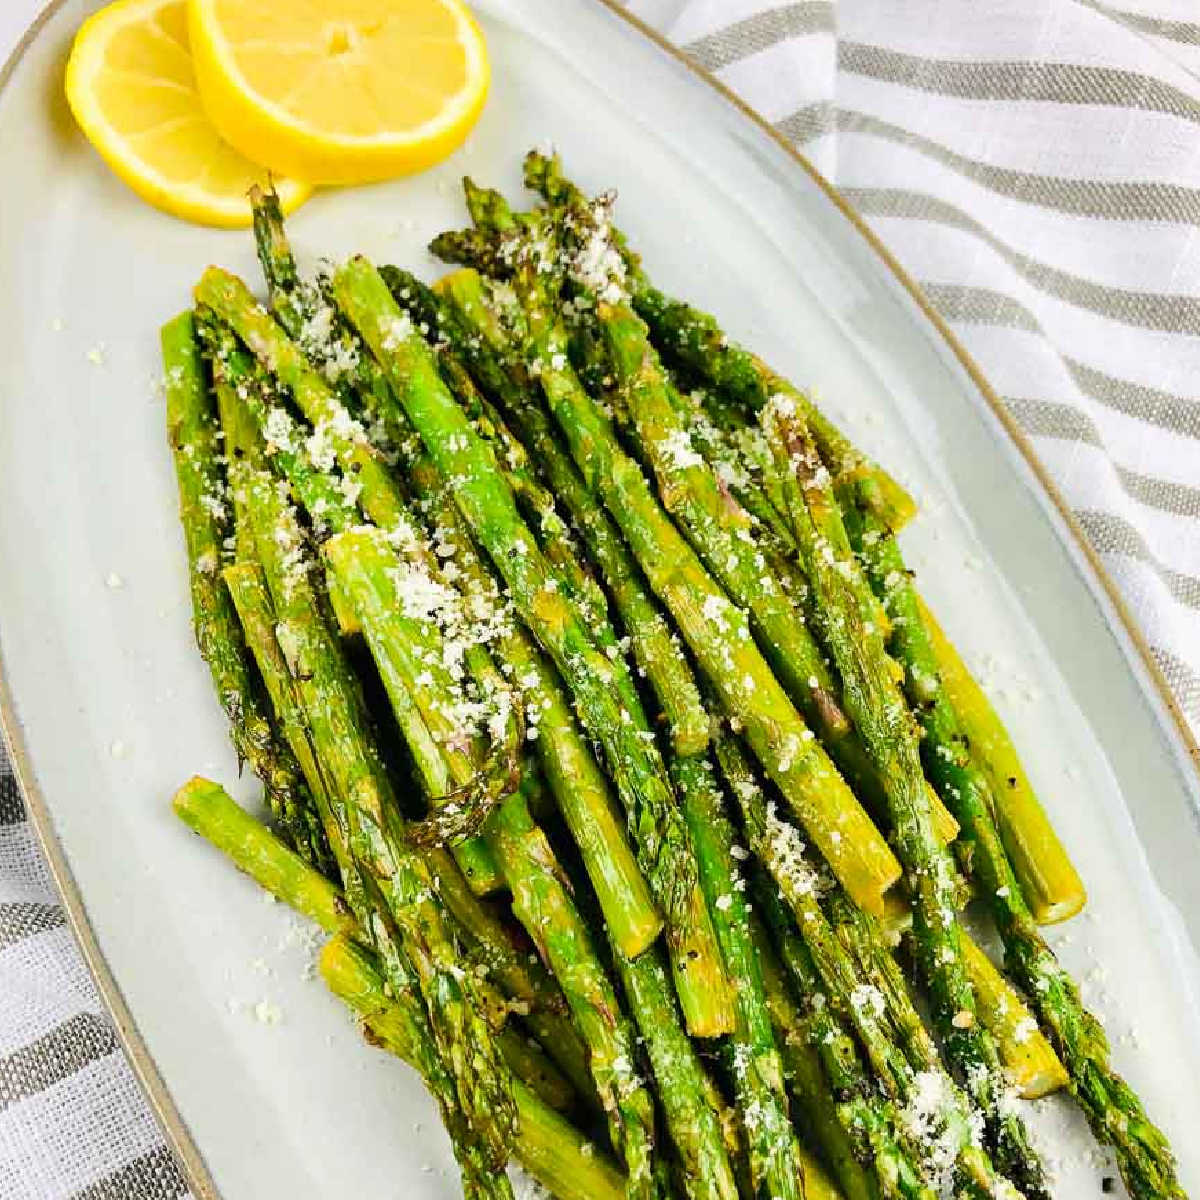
2, 0, 1199, 1197
0, 759, 194, 1200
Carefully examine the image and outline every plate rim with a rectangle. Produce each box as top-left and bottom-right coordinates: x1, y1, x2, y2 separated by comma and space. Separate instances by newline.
1, 1, 1196, 1196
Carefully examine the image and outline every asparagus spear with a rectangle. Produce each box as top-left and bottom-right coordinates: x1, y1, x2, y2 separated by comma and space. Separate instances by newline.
198, 302, 509, 897
210, 326, 631, 1125
382, 263, 711, 759
431, 262, 900, 918
341, 452, 744, 1196
521, 148, 916, 532
612, 946, 740, 1200
750, 901, 911, 1200
248, 233, 664, 961
578, 245, 877, 782
239, 209, 515, 887
915, 595, 1086, 925
221, 543, 591, 1100
330, 255, 734, 1039
172, 775, 573, 1114
405, 456, 663, 959
172, 779, 600, 1195
247, 226, 663, 961
173, 778, 512, 1200
670, 754, 805, 1200
752, 906, 952, 1200
845, 486, 1184, 1200
162, 311, 324, 863
958, 934, 1069, 1101
764, 400, 1046, 1199
324, 525, 662, 1199
423, 236, 946, 869
378, 296, 653, 750
238, 461, 516, 1170
319, 935, 628, 1200
402, 463, 749, 1196
585, 338, 961, 853
715, 734, 1009, 1200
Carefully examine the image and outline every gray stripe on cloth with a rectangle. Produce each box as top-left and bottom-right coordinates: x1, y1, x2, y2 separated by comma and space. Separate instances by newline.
1076, 509, 1200, 609
1002, 400, 1200, 517
0, 1013, 119, 1109
684, 2, 834, 72
1, 772, 24, 825
1076, 0, 1200, 48
838, 40, 1200, 124
1116, 466, 1200, 516
844, 186, 1200, 336
919, 282, 1200, 440
1064, 356, 1200, 440
1006, 397, 1103, 444
0, 902, 65, 951
836, 108, 1200, 223
1151, 644, 1200, 725
775, 101, 836, 144
918, 281, 1041, 332
71, 1146, 190, 1200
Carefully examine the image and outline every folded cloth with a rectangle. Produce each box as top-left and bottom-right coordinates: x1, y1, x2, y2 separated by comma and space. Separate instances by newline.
3, 0, 1200, 1196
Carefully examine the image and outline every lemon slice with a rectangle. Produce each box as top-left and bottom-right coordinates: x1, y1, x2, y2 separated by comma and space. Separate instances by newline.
64, 0, 312, 229
187, 0, 490, 186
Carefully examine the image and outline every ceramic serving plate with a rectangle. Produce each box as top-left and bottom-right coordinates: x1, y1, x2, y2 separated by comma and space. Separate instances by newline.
2, 1, 1199, 1196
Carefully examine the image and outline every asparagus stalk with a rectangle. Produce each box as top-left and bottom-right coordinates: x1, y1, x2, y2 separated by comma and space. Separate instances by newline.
521, 148, 916, 531
591, 276, 877, 786
669, 754, 805, 1200
613, 946, 740, 1200
238, 461, 516, 1169
405, 456, 663, 959
355, 460, 744, 1200
221, 540, 590, 1100
383, 297, 653, 749
402, 464, 752, 1196
330, 255, 734, 1039
764, 400, 1046, 1199
845, 487, 1183, 1200
750, 904, 901, 1200
432, 263, 900, 918
324, 526, 662, 1199
222, 563, 342, 871
319, 935, 628, 1200
173, 776, 572, 1111
593, 344, 960, 852
172, 778, 512, 1200
256, 232, 662, 961
715, 734, 1008, 1200
959, 934, 1069, 1101
482, 789, 661, 1198
241, 209, 514, 887
198, 301, 508, 896
162, 311, 323, 862
172, 779, 599, 1194
916, 595, 1086, 925
226, 547, 573, 1030
382, 263, 711, 759
323, 526, 523, 851
174, 775, 350, 933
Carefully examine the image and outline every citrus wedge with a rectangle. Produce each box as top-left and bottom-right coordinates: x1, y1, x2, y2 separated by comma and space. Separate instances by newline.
187, 0, 490, 186
65, 0, 312, 228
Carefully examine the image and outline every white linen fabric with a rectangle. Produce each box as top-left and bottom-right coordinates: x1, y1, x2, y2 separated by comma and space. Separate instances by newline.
2, 0, 1199, 1195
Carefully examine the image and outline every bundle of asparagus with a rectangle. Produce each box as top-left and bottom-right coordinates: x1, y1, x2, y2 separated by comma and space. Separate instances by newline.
163, 152, 1182, 1200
